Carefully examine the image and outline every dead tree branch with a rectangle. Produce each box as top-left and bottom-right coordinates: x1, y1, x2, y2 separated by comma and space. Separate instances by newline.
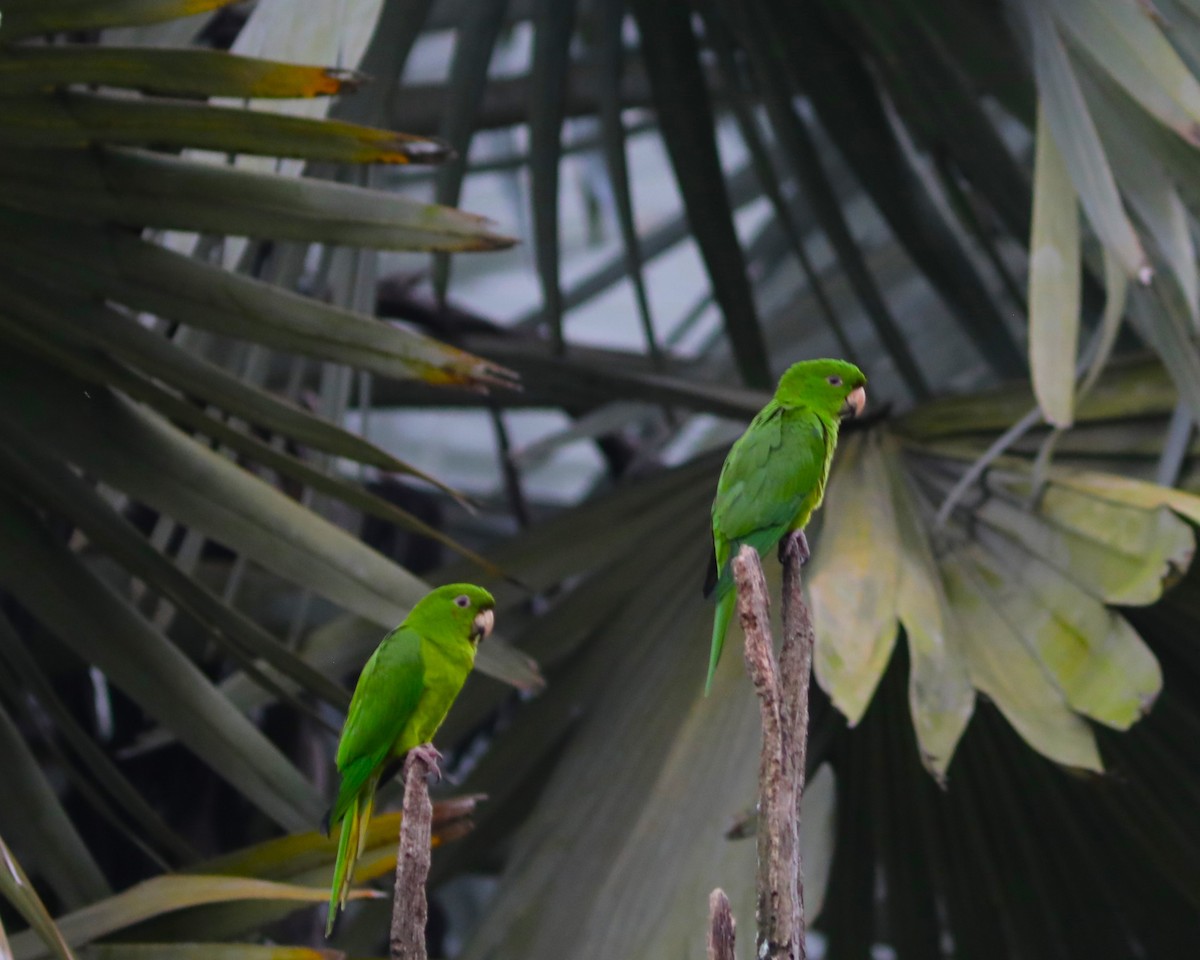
708, 888, 737, 960
390, 753, 433, 960
733, 542, 811, 960
779, 535, 816, 934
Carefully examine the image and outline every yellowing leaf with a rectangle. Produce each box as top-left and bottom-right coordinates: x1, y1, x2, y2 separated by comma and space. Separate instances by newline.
0, 836, 76, 960
197, 802, 480, 883
941, 556, 1102, 771
0, 47, 363, 99
1035, 482, 1194, 582
0, 0, 237, 40
88, 945, 342, 960
230, 0, 383, 119
810, 432, 901, 725
974, 491, 1187, 606
883, 436, 974, 780
1049, 467, 1200, 527
10, 876, 376, 960
976, 529, 1161, 729
0, 92, 448, 166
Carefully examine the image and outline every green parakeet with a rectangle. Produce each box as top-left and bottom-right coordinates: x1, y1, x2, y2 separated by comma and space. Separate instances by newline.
704, 358, 867, 693
325, 583, 495, 936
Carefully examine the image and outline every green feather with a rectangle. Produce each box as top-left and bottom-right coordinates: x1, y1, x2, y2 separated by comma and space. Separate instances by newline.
324, 583, 494, 936
705, 359, 866, 693
706, 590, 736, 695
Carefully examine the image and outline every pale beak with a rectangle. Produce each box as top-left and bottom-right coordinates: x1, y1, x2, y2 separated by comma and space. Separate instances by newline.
841, 385, 866, 419
471, 608, 495, 645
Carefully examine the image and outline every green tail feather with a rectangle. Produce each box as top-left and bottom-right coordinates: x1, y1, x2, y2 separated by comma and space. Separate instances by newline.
326, 800, 357, 937
705, 589, 736, 696
325, 775, 379, 937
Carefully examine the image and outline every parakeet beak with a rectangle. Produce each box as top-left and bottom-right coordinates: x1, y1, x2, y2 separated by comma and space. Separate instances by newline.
841, 385, 866, 419
471, 608, 495, 645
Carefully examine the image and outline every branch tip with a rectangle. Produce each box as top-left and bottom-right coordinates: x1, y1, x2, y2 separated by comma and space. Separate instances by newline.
390, 750, 434, 960
708, 888, 737, 960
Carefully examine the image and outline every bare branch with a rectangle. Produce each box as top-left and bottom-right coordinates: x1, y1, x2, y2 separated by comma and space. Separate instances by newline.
708, 887, 737, 960
733, 545, 803, 960
390, 753, 434, 960
703, 543, 815, 959
779, 534, 817, 943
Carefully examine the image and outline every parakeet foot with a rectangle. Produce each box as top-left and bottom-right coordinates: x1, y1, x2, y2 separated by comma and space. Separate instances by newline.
405, 743, 444, 782
779, 530, 810, 566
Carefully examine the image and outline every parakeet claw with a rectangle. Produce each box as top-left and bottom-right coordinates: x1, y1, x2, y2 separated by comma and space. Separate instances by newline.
779, 530, 810, 566
406, 743, 444, 781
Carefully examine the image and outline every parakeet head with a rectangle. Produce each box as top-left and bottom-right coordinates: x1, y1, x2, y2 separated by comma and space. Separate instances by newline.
775, 358, 867, 419
409, 583, 496, 647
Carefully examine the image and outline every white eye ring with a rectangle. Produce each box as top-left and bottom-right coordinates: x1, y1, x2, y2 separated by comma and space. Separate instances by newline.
827, 375, 842, 386
454, 595, 470, 608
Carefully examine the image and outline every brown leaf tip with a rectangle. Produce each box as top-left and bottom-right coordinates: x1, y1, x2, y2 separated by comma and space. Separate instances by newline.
396, 136, 455, 165
478, 232, 520, 251
323, 68, 368, 94
468, 362, 523, 394
354, 889, 387, 900
423, 358, 522, 394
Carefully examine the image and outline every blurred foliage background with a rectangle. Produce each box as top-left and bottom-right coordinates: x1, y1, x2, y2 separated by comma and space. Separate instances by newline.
3, 1, 1200, 958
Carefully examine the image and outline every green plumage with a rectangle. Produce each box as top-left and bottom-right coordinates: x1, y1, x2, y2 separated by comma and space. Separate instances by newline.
325, 583, 495, 936
705, 359, 867, 693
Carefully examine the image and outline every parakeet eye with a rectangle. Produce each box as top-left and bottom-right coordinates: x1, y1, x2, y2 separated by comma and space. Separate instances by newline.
454, 594, 470, 608
827, 375, 842, 386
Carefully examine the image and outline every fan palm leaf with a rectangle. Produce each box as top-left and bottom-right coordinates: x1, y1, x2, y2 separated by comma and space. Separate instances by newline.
7, 1, 1200, 957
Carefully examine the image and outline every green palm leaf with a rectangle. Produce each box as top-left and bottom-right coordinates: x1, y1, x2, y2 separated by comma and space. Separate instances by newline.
7, 1, 1200, 957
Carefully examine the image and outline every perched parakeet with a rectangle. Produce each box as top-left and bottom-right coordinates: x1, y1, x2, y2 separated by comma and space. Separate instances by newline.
703, 359, 866, 693
325, 583, 495, 935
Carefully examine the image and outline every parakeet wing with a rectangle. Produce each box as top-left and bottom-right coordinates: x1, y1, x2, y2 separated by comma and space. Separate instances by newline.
714, 406, 829, 570
330, 626, 424, 826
